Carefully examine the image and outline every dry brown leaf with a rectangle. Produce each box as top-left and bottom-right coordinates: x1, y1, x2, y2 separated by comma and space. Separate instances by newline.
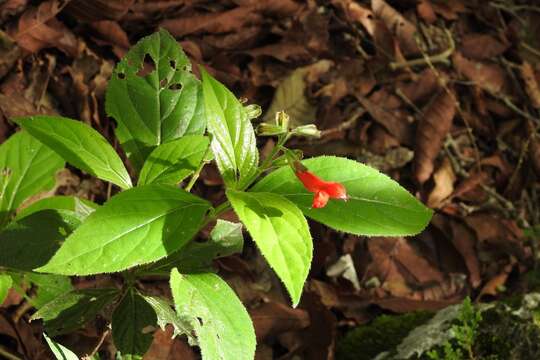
430, 0, 467, 20
452, 52, 508, 94
64, 0, 134, 22
0, 0, 28, 21
372, 0, 420, 55
459, 33, 509, 60
11, 0, 79, 56
449, 220, 481, 288
250, 301, 310, 341
373, 297, 458, 313
520, 61, 540, 109
356, 94, 413, 145
397, 68, 441, 105
89, 20, 130, 57
247, 42, 311, 62
414, 90, 456, 184
478, 262, 514, 300
161, 6, 262, 37
143, 325, 197, 360
427, 157, 456, 208
0, 31, 21, 81
417, 0, 437, 24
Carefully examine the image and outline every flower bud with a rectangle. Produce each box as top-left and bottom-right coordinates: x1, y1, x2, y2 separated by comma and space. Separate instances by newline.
256, 122, 286, 136
291, 124, 321, 139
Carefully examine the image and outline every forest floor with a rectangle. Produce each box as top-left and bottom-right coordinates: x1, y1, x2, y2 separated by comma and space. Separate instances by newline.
1, 0, 540, 359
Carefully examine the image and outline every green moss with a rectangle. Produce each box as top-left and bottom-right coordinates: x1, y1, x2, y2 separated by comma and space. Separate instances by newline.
474, 303, 540, 359
336, 311, 433, 360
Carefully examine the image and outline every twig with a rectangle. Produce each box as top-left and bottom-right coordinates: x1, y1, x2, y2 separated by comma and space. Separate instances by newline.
84, 329, 110, 359
389, 28, 455, 70
0, 345, 22, 360
319, 107, 365, 138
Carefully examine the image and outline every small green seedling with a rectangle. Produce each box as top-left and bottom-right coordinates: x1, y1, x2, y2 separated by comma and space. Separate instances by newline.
0, 29, 432, 359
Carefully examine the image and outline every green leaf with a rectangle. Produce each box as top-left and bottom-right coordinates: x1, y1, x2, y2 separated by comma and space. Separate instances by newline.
142, 296, 193, 341
44, 333, 79, 360
0, 131, 64, 227
24, 273, 73, 309
252, 156, 433, 236
138, 135, 209, 186
226, 191, 312, 306
32, 288, 119, 336
144, 219, 243, 274
0, 274, 12, 304
0, 210, 81, 271
36, 184, 211, 275
106, 29, 205, 171
15, 195, 97, 221
15, 115, 132, 189
112, 289, 157, 357
201, 68, 258, 189
170, 269, 255, 360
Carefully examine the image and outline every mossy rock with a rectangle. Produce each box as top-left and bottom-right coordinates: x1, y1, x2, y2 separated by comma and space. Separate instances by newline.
336, 311, 433, 360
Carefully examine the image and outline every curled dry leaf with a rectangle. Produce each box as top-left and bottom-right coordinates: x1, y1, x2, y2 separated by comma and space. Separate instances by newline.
414, 90, 456, 184
11, 0, 78, 56
520, 61, 540, 109
372, 0, 420, 55
397, 68, 441, 105
459, 33, 509, 61
478, 261, 515, 300
452, 52, 508, 94
427, 157, 456, 208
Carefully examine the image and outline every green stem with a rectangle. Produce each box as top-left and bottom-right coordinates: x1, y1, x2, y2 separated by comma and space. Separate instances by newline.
185, 146, 213, 192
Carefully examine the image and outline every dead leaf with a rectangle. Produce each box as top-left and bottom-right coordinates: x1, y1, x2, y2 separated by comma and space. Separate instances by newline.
263, 60, 333, 127
143, 325, 197, 360
478, 261, 514, 300
11, 0, 79, 56
373, 297, 458, 313
452, 52, 508, 94
0, 0, 28, 21
161, 6, 262, 37
417, 0, 437, 24
414, 90, 456, 184
64, 0, 134, 22
89, 20, 130, 58
396, 68, 441, 105
0, 31, 21, 80
430, 0, 467, 20
459, 33, 509, 60
427, 157, 456, 208
520, 61, 540, 109
449, 220, 481, 288
250, 301, 310, 341
372, 0, 420, 55
327, 254, 361, 290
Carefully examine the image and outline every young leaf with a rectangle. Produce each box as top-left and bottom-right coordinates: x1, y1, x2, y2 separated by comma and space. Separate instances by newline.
31, 288, 119, 336
142, 296, 193, 341
170, 269, 256, 360
138, 135, 209, 186
143, 219, 243, 274
226, 190, 312, 306
44, 333, 79, 360
253, 156, 433, 236
0, 131, 64, 227
36, 184, 211, 275
15, 115, 132, 189
201, 68, 258, 189
0, 209, 81, 271
112, 289, 157, 357
106, 29, 205, 171
0, 274, 12, 304
15, 195, 97, 221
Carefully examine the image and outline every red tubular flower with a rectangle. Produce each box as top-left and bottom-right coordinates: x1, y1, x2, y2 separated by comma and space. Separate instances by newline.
293, 161, 347, 208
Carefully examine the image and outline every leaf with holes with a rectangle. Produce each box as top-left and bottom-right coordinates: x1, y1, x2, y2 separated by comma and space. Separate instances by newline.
143, 295, 194, 342
0, 131, 64, 227
170, 269, 256, 360
253, 156, 433, 236
226, 190, 312, 306
138, 135, 209, 186
106, 28, 205, 171
36, 185, 211, 275
112, 289, 157, 357
201, 68, 259, 189
15, 116, 132, 189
